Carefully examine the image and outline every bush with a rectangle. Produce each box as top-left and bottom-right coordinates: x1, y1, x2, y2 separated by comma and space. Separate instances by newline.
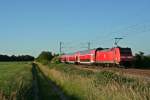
51, 56, 61, 64
133, 52, 150, 69
36, 51, 54, 65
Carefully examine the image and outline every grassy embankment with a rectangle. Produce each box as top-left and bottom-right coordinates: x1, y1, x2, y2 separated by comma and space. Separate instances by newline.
0, 62, 33, 100
37, 63, 150, 100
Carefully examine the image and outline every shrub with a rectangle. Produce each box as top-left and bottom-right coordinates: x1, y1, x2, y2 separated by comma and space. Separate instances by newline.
51, 56, 61, 64
36, 51, 54, 65
133, 52, 150, 69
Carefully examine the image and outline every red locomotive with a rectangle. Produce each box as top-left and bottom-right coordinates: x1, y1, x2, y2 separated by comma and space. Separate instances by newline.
60, 47, 133, 67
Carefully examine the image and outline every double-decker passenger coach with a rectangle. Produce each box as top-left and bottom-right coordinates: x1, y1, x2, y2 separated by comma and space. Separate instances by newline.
60, 47, 133, 67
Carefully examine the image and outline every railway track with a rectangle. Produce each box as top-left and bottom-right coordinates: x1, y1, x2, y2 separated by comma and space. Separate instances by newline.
73, 64, 150, 81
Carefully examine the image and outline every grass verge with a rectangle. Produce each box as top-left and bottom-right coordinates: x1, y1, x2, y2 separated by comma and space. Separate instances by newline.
37, 63, 150, 100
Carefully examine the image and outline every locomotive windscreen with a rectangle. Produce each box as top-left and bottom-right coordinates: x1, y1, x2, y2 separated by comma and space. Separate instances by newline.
120, 48, 132, 55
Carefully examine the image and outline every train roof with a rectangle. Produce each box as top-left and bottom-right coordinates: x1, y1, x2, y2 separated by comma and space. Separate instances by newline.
78, 49, 95, 54
64, 49, 96, 55
63, 47, 132, 55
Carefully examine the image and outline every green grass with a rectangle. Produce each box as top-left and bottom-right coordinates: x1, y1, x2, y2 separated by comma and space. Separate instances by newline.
0, 62, 33, 100
37, 63, 150, 100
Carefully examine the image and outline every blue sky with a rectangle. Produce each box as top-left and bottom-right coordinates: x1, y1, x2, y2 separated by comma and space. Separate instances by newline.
0, 0, 150, 57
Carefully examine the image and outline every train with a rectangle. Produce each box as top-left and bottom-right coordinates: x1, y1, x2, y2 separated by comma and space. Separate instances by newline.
60, 47, 133, 67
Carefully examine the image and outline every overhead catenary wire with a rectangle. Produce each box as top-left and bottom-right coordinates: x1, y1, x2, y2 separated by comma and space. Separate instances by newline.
60, 21, 150, 54
90, 21, 150, 48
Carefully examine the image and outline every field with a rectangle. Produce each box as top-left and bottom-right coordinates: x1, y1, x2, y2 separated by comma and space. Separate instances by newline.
36, 63, 150, 100
0, 62, 67, 100
0, 62, 33, 100
0, 62, 150, 100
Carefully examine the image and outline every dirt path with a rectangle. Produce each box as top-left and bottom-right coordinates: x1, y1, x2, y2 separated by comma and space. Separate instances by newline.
32, 63, 67, 100
32, 63, 40, 100
39, 70, 67, 100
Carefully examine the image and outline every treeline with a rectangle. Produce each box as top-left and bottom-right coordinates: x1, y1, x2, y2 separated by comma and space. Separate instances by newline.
133, 52, 150, 69
0, 54, 34, 61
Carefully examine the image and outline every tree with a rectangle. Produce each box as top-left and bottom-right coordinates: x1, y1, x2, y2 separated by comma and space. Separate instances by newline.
51, 55, 60, 64
134, 51, 150, 69
36, 51, 54, 64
